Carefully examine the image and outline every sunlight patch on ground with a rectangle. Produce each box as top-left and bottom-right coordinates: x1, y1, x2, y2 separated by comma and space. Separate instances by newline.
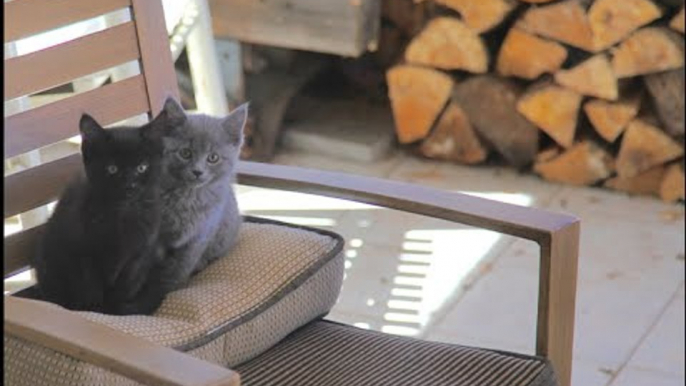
381, 228, 503, 336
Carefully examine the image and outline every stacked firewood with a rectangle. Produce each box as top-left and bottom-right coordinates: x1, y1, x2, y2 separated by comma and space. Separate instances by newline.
383, 0, 685, 202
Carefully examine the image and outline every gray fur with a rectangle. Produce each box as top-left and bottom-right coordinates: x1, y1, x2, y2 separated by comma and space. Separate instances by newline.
142, 99, 247, 298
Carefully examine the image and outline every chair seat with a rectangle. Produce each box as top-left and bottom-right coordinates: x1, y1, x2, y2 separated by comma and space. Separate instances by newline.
235, 320, 558, 386
5, 217, 345, 385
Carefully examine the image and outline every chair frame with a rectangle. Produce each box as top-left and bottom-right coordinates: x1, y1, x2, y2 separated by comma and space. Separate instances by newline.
3, 1, 580, 386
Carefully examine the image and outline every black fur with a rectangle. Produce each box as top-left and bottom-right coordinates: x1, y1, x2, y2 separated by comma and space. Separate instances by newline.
32, 115, 165, 315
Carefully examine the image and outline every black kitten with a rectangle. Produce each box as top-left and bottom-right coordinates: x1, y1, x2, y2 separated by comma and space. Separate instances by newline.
32, 114, 165, 315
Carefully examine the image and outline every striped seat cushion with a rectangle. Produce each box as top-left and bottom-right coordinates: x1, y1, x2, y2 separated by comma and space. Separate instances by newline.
235, 320, 558, 386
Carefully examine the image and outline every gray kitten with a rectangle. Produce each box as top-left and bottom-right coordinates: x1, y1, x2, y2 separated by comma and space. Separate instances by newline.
127, 98, 247, 312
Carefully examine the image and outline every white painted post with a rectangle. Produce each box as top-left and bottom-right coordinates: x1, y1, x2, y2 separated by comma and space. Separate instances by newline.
215, 38, 245, 108
185, 0, 229, 116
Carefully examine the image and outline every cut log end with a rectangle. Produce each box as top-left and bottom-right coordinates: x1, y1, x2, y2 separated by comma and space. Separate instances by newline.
497, 28, 568, 80
616, 119, 685, 177
534, 141, 615, 185
517, 83, 583, 149
660, 163, 685, 202
670, 7, 685, 34
405, 17, 489, 72
387, 65, 454, 144
453, 75, 539, 167
583, 92, 641, 143
554, 54, 618, 100
589, 0, 663, 50
644, 68, 685, 138
604, 166, 666, 196
611, 27, 685, 78
420, 102, 489, 164
516, 0, 596, 52
435, 0, 517, 33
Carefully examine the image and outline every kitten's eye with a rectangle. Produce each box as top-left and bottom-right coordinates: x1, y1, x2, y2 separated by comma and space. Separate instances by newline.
179, 148, 192, 160
106, 165, 118, 174
207, 153, 220, 164
137, 163, 148, 173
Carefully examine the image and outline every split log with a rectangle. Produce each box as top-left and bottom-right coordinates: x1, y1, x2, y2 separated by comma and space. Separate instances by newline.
382, 0, 431, 37
554, 54, 618, 100
616, 119, 685, 177
611, 27, 685, 78
588, 0, 663, 50
536, 146, 562, 162
432, 0, 517, 33
670, 7, 685, 33
405, 17, 488, 72
420, 102, 488, 164
387, 65, 454, 144
516, 0, 596, 52
604, 166, 665, 195
453, 75, 539, 167
644, 68, 685, 137
660, 163, 685, 202
496, 28, 568, 79
517, 82, 583, 149
583, 92, 642, 142
533, 141, 615, 185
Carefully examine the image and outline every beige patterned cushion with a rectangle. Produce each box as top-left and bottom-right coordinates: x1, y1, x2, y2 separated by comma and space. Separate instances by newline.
5, 217, 345, 386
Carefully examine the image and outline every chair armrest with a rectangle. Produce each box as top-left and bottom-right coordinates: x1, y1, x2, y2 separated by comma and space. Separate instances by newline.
4, 296, 240, 386
237, 161, 579, 386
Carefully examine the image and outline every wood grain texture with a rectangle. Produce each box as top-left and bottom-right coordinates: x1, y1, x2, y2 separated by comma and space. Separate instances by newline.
237, 161, 578, 242
453, 75, 539, 167
537, 221, 579, 386
130, 0, 180, 115
433, 0, 517, 33
4, 22, 140, 101
496, 28, 568, 80
670, 6, 685, 33
533, 141, 614, 185
643, 68, 685, 137
584, 92, 642, 143
616, 119, 684, 177
405, 17, 488, 72
516, 0, 596, 52
5, 76, 149, 159
387, 65, 454, 144
517, 82, 582, 149
554, 54, 618, 101
611, 27, 685, 78
4, 0, 131, 42
604, 166, 666, 196
5, 296, 241, 386
4, 154, 82, 219
4, 225, 45, 277
588, 0, 662, 50
210, 0, 380, 57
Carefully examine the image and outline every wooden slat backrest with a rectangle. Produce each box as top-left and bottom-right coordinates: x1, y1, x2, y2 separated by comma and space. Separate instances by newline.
4, 0, 180, 277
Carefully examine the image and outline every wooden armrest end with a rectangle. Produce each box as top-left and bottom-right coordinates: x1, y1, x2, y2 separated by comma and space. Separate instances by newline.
4, 296, 240, 386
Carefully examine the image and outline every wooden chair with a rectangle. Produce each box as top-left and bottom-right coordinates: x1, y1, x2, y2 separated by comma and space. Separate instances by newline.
3, 1, 580, 385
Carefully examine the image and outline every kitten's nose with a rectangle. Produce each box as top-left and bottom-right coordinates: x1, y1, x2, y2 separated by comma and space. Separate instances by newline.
192, 170, 203, 178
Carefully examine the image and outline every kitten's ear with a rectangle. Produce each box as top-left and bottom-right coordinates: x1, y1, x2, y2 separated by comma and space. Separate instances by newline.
222, 103, 249, 146
161, 97, 186, 121
79, 114, 106, 143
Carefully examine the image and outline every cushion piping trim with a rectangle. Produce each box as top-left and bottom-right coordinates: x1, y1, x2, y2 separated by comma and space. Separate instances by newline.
173, 215, 344, 352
